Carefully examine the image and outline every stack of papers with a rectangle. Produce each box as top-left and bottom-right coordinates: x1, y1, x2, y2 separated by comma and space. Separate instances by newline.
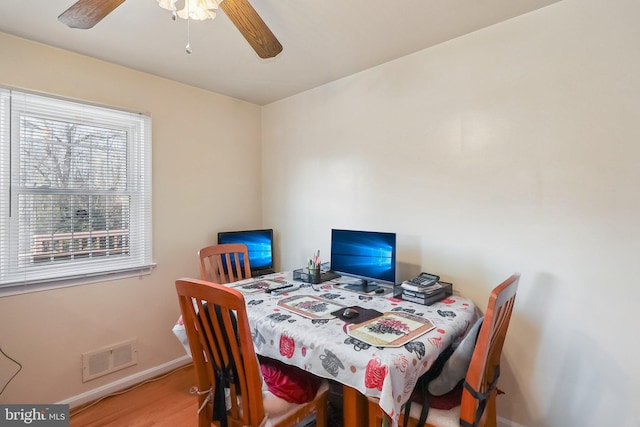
401, 282, 453, 305
400, 280, 442, 294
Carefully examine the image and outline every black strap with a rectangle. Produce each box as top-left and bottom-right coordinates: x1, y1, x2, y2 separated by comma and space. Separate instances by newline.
415, 378, 430, 427
459, 365, 500, 427
405, 320, 488, 427
212, 368, 228, 427
212, 305, 240, 388
200, 303, 241, 427
403, 344, 455, 427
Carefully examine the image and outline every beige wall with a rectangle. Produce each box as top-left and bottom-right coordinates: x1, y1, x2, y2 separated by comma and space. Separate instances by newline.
2, 0, 640, 425
262, 0, 640, 426
0, 33, 263, 403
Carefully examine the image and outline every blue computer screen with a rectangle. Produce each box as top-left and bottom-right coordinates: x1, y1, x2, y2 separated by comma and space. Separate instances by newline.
330, 229, 397, 285
217, 229, 274, 271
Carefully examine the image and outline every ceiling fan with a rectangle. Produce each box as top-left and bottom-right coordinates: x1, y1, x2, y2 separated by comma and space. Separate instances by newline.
57, 0, 283, 58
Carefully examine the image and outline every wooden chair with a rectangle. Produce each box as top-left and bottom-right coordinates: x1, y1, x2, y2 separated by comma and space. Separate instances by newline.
198, 243, 252, 284
368, 274, 520, 427
175, 278, 329, 427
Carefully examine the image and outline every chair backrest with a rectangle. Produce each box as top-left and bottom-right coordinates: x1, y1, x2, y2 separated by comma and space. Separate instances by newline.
199, 243, 252, 284
175, 277, 265, 427
459, 274, 519, 427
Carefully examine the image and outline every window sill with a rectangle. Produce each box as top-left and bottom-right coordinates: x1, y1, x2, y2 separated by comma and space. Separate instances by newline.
0, 264, 157, 298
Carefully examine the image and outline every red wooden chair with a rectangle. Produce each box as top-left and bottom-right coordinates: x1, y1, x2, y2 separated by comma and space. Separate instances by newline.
176, 277, 328, 427
198, 243, 252, 284
368, 274, 520, 427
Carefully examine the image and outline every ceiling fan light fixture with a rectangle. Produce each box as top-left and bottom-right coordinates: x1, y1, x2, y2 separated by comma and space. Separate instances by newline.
157, 0, 223, 21
58, 0, 281, 58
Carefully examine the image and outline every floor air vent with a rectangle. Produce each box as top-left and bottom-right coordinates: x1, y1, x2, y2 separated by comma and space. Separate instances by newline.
82, 338, 138, 382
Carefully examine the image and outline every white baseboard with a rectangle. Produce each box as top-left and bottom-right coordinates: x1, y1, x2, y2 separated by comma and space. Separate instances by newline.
57, 355, 192, 408
498, 416, 528, 427
59, 358, 529, 427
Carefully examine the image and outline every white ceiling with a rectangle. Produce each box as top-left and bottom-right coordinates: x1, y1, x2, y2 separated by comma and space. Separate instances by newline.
0, 0, 561, 105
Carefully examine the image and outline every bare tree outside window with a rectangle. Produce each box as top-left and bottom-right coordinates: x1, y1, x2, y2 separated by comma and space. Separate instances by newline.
19, 115, 131, 264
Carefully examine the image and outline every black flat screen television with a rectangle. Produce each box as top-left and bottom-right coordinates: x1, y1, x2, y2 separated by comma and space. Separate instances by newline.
217, 228, 275, 276
330, 228, 397, 291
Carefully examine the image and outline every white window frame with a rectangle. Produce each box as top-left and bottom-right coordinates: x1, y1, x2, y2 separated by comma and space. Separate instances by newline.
0, 87, 154, 296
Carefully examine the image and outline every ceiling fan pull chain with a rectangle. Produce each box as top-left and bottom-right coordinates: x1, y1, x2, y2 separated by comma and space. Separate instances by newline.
185, 0, 192, 54
185, 22, 192, 54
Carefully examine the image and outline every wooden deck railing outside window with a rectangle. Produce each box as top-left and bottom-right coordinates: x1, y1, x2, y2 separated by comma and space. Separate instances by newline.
30, 229, 129, 262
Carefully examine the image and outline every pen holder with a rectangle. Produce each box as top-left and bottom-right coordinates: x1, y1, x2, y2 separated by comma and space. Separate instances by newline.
308, 267, 321, 284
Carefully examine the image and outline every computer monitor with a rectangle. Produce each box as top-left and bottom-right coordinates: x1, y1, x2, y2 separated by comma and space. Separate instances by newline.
217, 229, 275, 276
330, 228, 397, 292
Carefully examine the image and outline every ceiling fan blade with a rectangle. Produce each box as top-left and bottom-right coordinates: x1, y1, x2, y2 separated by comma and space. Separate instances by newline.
58, 0, 127, 29
219, 0, 283, 59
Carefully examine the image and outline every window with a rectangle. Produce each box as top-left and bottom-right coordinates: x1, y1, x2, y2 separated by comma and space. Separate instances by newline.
0, 88, 153, 293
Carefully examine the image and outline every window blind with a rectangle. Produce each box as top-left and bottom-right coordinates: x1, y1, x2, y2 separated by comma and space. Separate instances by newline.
0, 88, 153, 289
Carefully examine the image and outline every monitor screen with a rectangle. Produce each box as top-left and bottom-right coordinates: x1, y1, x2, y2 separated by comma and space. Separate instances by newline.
330, 229, 397, 287
217, 229, 274, 274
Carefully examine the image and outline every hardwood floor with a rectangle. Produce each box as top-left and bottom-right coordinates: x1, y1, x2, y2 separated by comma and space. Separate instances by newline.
70, 364, 199, 426
69, 363, 345, 426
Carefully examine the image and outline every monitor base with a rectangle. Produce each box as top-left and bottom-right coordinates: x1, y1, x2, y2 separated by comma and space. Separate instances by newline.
344, 282, 382, 294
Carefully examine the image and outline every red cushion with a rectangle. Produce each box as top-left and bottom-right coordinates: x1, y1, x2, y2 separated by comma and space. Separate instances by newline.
429, 381, 463, 409
411, 380, 463, 410
259, 356, 321, 404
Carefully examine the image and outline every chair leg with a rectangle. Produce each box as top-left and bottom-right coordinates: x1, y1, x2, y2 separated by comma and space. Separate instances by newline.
484, 390, 498, 427
198, 396, 211, 427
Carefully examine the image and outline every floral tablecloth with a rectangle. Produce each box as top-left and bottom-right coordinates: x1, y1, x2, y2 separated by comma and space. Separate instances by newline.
173, 272, 477, 427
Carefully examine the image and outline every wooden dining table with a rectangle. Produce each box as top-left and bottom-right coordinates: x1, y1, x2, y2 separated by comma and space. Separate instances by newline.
173, 272, 477, 427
